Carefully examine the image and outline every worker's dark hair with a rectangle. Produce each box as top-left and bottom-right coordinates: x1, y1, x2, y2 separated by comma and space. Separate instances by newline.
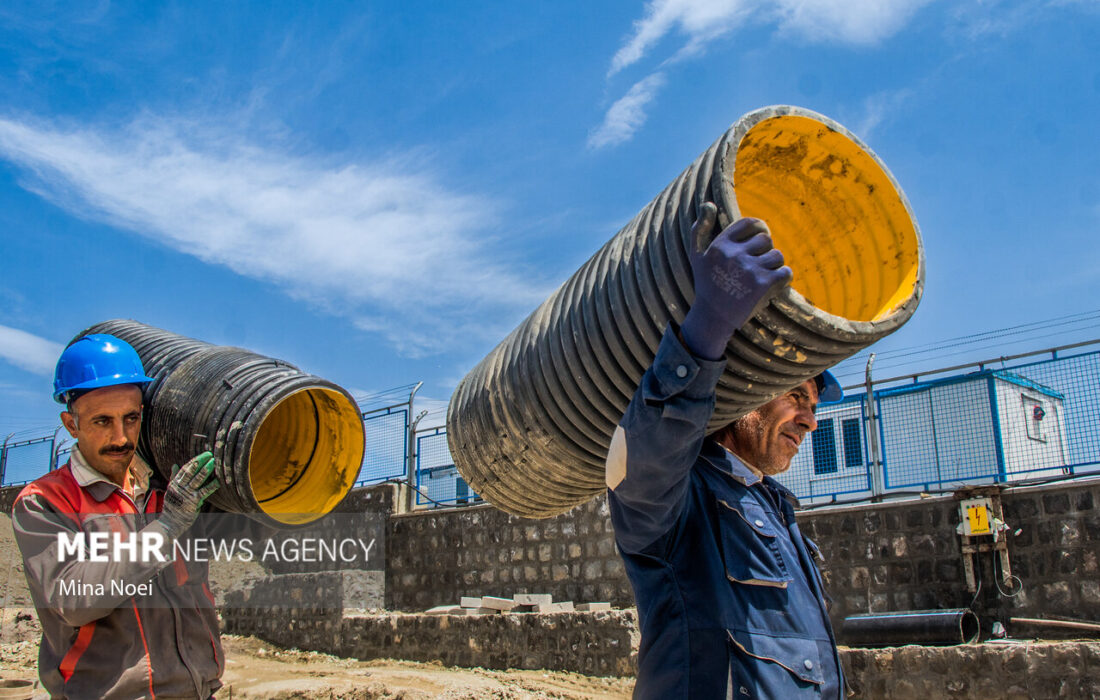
64, 390, 88, 414
64, 387, 145, 416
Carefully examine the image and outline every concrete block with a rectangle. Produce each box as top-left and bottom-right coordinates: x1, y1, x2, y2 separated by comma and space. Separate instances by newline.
459, 596, 482, 608
535, 601, 574, 613
514, 593, 553, 606
426, 604, 497, 615
576, 602, 611, 612
479, 596, 517, 611
425, 605, 461, 615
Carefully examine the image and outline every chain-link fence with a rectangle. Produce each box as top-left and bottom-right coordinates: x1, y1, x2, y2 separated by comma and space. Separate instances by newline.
0, 431, 64, 487
415, 426, 477, 507
5, 340, 1098, 508
357, 406, 408, 485
777, 398, 874, 501
776, 343, 1100, 504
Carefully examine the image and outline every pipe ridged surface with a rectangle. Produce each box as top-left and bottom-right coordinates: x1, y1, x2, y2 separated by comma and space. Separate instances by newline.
77, 320, 365, 527
447, 105, 925, 518
841, 609, 980, 647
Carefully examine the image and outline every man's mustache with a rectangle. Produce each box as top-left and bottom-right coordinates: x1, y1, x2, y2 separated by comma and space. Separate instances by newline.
781, 428, 806, 446
100, 443, 135, 456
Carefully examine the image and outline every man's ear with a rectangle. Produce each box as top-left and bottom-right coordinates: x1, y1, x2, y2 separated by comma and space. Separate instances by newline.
60, 411, 79, 438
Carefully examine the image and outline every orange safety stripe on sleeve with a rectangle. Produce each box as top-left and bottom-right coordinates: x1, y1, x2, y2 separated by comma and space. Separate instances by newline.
172, 557, 189, 586
187, 584, 223, 676
145, 490, 164, 514
196, 585, 222, 674
131, 601, 156, 699
59, 621, 96, 681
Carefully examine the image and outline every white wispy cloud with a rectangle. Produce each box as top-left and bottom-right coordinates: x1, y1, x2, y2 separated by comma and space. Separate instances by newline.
772, 0, 938, 44
0, 324, 63, 376
851, 87, 915, 140
613, 0, 936, 76
610, 0, 752, 76
948, 0, 1097, 40
598, 0, 936, 148
0, 115, 548, 356
588, 73, 668, 149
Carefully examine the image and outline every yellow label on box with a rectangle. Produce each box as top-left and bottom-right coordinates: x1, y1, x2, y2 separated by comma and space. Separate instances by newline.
967, 505, 990, 534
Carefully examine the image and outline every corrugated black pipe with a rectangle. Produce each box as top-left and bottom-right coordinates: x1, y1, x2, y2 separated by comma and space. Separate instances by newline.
841, 609, 981, 647
447, 105, 925, 518
76, 320, 365, 527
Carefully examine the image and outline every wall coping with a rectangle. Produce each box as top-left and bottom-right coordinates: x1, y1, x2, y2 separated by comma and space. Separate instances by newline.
390, 501, 497, 520
797, 474, 1100, 517
387, 474, 1100, 521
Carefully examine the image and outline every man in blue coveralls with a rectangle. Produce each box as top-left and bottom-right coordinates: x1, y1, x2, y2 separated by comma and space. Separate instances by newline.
606, 203, 845, 698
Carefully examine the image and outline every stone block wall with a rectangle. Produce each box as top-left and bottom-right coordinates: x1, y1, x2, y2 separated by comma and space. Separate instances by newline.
384, 478, 1100, 642
1000, 483, 1099, 621
263, 485, 395, 576
0, 484, 23, 513
222, 608, 640, 677
386, 496, 632, 611
221, 603, 1100, 694
4, 472, 1096, 640
804, 479, 1100, 636
843, 641, 1100, 699
224, 570, 384, 611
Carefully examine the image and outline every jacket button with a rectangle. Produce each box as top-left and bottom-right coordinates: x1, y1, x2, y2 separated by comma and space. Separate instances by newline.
675, 364, 688, 378
804, 659, 814, 670
754, 519, 765, 528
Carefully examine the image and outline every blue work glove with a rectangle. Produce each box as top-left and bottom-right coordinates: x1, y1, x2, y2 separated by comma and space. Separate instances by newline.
157, 451, 220, 540
680, 203, 793, 360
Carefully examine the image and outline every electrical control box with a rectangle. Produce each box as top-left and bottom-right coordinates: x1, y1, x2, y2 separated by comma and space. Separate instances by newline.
955, 488, 1013, 593
959, 497, 994, 536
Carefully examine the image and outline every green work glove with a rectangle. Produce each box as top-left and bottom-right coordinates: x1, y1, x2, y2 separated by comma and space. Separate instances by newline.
158, 451, 220, 539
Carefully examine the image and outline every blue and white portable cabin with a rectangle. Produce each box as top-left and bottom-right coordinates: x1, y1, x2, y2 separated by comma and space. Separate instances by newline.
418, 463, 480, 506
776, 369, 1067, 504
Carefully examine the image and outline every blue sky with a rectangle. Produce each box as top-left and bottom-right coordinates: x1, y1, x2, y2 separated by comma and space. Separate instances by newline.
0, 0, 1098, 439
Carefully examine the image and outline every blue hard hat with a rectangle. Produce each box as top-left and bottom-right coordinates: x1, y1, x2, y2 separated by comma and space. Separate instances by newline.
814, 370, 843, 405
53, 334, 154, 404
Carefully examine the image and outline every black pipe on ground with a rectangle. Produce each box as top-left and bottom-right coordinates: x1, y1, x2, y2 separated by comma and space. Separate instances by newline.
76, 320, 365, 527
841, 609, 981, 647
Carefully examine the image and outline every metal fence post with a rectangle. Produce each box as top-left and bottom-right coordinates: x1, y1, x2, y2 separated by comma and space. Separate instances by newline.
864, 354, 885, 500
49, 426, 63, 473
404, 382, 423, 512
408, 410, 428, 510
0, 433, 11, 487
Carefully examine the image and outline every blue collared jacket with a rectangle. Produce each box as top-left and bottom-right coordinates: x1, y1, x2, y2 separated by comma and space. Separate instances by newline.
607, 327, 843, 699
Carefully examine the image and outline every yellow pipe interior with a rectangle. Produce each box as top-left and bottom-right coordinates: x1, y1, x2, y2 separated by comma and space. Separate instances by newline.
248, 387, 364, 525
733, 115, 920, 322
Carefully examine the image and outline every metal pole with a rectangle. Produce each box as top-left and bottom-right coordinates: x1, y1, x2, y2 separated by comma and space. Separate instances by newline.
407, 410, 429, 511
0, 433, 12, 487
404, 382, 423, 512
50, 426, 63, 474
864, 355, 884, 500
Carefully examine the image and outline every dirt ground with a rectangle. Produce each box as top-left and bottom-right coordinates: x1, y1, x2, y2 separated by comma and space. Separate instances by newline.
0, 514, 633, 699
218, 635, 632, 699
0, 609, 632, 699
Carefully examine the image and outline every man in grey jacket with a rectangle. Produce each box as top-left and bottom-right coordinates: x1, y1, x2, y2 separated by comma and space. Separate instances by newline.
12, 334, 223, 699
